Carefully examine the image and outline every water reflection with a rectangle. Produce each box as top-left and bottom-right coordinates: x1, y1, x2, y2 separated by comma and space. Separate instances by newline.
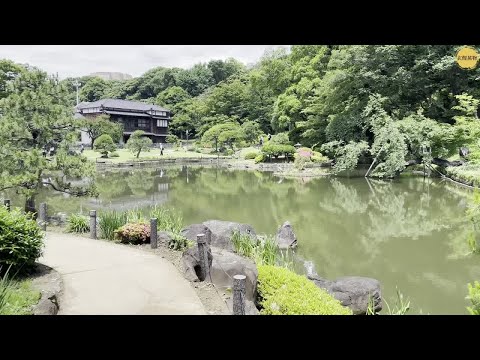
4, 165, 478, 314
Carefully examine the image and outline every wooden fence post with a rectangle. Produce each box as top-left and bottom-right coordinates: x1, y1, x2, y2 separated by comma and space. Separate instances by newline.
197, 234, 210, 282
150, 218, 158, 249
90, 210, 97, 239
39, 202, 47, 231
233, 274, 246, 315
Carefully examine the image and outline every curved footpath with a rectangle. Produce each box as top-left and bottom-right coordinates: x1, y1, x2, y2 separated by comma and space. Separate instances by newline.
40, 232, 205, 315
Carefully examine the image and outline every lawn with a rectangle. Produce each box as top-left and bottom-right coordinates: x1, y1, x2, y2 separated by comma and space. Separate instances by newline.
83, 148, 222, 163
0, 278, 41, 315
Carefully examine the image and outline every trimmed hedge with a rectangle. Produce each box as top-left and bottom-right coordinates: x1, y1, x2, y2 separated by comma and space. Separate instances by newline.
0, 206, 44, 273
244, 151, 259, 160
257, 265, 352, 315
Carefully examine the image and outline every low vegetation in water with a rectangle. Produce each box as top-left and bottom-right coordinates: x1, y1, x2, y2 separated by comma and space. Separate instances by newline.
466, 190, 480, 254
66, 214, 90, 234
257, 265, 352, 315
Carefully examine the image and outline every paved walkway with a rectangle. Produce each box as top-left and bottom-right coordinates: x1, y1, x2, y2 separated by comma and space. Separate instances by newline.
40, 232, 205, 315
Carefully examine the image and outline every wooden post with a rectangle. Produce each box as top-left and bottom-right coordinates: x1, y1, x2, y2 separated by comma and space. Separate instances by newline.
3, 199, 10, 212
150, 218, 157, 249
197, 234, 210, 282
39, 202, 47, 231
89, 210, 97, 239
233, 274, 246, 315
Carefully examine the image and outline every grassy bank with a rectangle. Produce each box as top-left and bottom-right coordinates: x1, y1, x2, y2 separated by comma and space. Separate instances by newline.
444, 165, 480, 188
0, 277, 41, 315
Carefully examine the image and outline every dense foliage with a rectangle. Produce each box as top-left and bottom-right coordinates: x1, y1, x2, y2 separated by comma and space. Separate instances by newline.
6, 45, 476, 178
257, 265, 352, 315
466, 281, 480, 315
0, 65, 97, 212
0, 206, 44, 273
81, 114, 123, 147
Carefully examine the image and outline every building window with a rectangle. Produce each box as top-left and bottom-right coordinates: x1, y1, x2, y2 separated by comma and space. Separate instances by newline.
137, 119, 148, 128
157, 119, 167, 127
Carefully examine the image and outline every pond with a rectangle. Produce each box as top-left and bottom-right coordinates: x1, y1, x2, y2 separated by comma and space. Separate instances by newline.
5, 165, 479, 314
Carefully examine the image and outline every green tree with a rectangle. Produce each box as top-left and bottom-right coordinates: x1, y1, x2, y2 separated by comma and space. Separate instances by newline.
207, 58, 246, 84
79, 76, 109, 102
0, 59, 25, 101
94, 134, 116, 158
0, 67, 96, 214
241, 120, 263, 145
126, 130, 153, 158
81, 114, 123, 147
155, 86, 191, 111
202, 122, 243, 152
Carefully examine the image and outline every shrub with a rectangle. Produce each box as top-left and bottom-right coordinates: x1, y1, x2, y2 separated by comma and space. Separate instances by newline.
254, 154, 265, 163
66, 214, 90, 233
114, 222, 151, 244
270, 132, 290, 145
311, 151, 329, 163
168, 233, 191, 251
93, 134, 116, 158
150, 206, 183, 234
244, 151, 259, 160
109, 152, 120, 158
466, 281, 480, 315
257, 265, 352, 315
294, 154, 311, 170
99, 210, 128, 240
231, 231, 278, 266
0, 206, 44, 274
262, 143, 295, 160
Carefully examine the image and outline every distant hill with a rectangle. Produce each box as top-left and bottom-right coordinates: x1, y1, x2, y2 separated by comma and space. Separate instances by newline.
89, 72, 133, 81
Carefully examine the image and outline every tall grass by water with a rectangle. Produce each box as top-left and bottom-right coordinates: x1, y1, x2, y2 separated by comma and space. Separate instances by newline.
231, 230, 284, 267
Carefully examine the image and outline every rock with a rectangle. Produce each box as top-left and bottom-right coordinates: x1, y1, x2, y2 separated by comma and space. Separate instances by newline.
210, 246, 258, 302
309, 274, 382, 315
30, 263, 63, 315
182, 243, 213, 282
181, 223, 212, 243
203, 220, 256, 251
276, 221, 298, 249
157, 231, 173, 246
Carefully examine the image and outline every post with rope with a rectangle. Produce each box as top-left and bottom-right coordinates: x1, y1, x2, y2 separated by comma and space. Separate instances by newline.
233, 274, 246, 315
150, 218, 158, 249
39, 202, 47, 231
89, 210, 97, 239
197, 234, 210, 282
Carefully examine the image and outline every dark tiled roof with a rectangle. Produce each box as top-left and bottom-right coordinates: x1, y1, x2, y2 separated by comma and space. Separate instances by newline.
76, 98, 169, 112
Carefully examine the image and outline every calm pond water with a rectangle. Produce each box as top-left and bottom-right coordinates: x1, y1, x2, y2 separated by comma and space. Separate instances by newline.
5, 165, 480, 314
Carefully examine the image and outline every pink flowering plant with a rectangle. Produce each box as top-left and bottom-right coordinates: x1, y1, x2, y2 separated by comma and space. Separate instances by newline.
114, 222, 151, 244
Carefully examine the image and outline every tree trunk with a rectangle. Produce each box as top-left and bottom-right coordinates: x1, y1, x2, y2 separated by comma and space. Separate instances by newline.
25, 197, 37, 219
215, 139, 218, 153
136, 149, 141, 158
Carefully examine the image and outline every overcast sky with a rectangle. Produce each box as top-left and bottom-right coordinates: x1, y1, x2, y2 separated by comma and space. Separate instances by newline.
0, 45, 289, 79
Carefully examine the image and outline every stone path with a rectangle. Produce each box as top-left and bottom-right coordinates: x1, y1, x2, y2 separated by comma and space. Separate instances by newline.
40, 232, 205, 315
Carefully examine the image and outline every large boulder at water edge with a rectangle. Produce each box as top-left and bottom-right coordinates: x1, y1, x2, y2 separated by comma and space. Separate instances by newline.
182, 242, 213, 282
181, 220, 257, 251
276, 221, 298, 249
308, 274, 382, 315
210, 246, 258, 302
